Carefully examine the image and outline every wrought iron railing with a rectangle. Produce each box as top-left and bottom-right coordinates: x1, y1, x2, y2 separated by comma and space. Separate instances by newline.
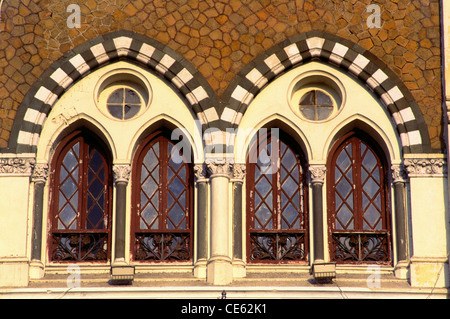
51, 233, 109, 261
331, 232, 390, 263
249, 232, 306, 262
134, 232, 191, 261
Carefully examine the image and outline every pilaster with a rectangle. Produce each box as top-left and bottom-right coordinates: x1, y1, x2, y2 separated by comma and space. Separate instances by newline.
404, 155, 449, 288
193, 163, 209, 279
391, 164, 408, 279
0, 156, 35, 287
231, 163, 246, 278
29, 163, 49, 280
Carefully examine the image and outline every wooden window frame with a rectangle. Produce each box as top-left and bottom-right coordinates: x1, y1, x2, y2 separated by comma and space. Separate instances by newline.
246, 130, 309, 264
327, 130, 392, 265
48, 129, 113, 263
131, 129, 194, 263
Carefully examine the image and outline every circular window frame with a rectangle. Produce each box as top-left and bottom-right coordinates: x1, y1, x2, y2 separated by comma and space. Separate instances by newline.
287, 70, 346, 123
94, 68, 152, 121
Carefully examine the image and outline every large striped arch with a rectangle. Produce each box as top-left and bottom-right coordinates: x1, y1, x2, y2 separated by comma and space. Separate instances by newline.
220, 31, 431, 154
7, 30, 219, 154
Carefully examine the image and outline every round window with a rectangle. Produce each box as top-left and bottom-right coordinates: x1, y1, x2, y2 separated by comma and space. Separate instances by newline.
106, 88, 142, 120
288, 71, 345, 123
299, 89, 335, 121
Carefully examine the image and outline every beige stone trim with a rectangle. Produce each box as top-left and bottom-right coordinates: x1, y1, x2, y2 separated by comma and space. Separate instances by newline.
404, 156, 447, 177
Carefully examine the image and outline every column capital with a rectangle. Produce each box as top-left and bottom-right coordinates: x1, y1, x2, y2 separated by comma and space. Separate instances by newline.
205, 157, 233, 178
232, 163, 246, 182
391, 164, 407, 184
31, 163, 49, 183
194, 163, 208, 182
404, 157, 447, 178
113, 164, 131, 184
309, 164, 326, 184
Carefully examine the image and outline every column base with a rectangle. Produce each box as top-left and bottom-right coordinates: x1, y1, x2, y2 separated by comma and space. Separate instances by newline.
232, 259, 246, 278
29, 259, 45, 280
410, 256, 448, 288
393, 260, 409, 280
193, 259, 207, 279
206, 256, 233, 285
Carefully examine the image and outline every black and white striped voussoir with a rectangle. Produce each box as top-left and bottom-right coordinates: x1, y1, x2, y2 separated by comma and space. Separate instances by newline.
7, 31, 431, 155
8, 30, 219, 154
220, 31, 431, 154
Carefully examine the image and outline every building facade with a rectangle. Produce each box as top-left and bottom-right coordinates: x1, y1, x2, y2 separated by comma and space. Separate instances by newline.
1, 0, 450, 297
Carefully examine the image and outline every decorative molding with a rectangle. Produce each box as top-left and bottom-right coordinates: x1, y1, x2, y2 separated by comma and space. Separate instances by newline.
404, 158, 447, 177
232, 163, 246, 181
113, 164, 131, 184
0, 157, 35, 176
31, 163, 49, 183
309, 165, 326, 184
391, 164, 407, 183
205, 158, 233, 178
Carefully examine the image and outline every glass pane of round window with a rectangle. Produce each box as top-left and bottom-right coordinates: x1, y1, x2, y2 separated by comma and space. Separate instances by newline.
107, 88, 141, 120
299, 90, 335, 121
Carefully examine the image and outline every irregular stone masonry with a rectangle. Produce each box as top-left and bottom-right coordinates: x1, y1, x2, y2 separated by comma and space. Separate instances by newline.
0, 0, 443, 149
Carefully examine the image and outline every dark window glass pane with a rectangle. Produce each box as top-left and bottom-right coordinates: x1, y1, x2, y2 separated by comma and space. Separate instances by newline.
59, 204, 78, 230
125, 88, 141, 104
89, 150, 104, 173
60, 176, 78, 199
107, 89, 123, 104
300, 106, 315, 120
107, 104, 123, 119
317, 106, 334, 120
124, 104, 140, 119
62, 147, 78, 172
316, 91, 333, 105
299, 90, 315, 105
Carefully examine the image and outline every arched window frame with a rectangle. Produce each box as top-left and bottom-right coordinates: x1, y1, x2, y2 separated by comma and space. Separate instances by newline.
327, 130, 392, 265
131, 129, 194, 263
246, 129, 309, 264
48, 129, 113, 263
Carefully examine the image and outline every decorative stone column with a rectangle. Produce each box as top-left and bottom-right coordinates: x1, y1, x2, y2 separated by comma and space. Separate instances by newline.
205, 157, 233, 285
232, 163, 246, 278
309, 165, 327, 263
29, 163, 49, 279
193, 163, 209, 278
110, 164, 135, 284
391, 164, 408, 279
404, 156, 449, 288
112, 164, 131, 264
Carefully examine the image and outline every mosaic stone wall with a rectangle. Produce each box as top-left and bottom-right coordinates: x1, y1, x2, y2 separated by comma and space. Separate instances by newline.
0, 0, 444, 150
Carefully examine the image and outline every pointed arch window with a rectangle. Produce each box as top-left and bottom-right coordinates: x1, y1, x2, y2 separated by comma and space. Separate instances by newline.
132, 130, 194, 262
327, 131, 391, 264
49, 130, 112, 262
246, 130, 309, 263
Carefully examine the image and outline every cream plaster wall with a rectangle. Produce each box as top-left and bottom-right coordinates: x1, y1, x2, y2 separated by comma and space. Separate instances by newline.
0, 175, 32, 286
